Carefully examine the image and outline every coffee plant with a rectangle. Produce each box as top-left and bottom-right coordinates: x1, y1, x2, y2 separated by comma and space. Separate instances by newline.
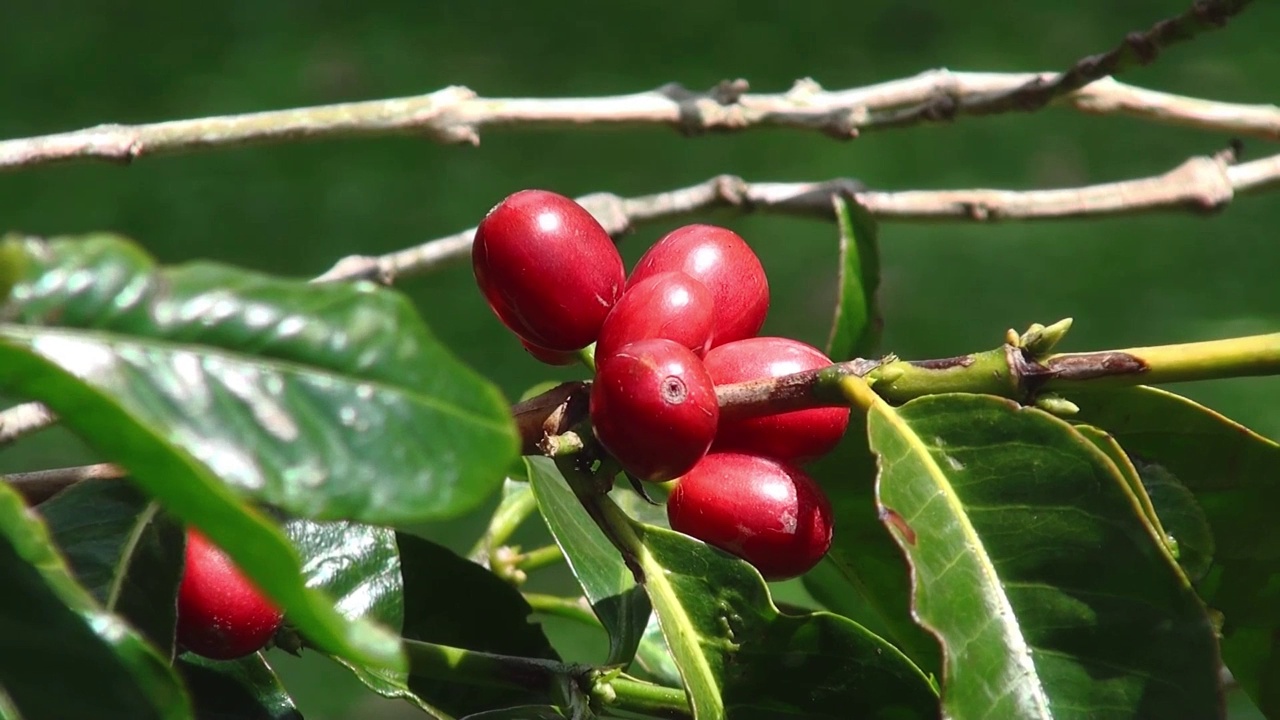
1, 1, 1277, 718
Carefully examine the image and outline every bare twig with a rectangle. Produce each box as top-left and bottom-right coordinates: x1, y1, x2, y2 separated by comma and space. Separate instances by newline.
5, 462, 125, 504
0, 402, 58, 447
883, 0, 1255, 126
4, 56, 1276, 172
317, 148, 1280, 283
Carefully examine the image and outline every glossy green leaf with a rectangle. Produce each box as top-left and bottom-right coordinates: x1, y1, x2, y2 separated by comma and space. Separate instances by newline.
177, 654, 300, 720
527, 457, 650, 667
825, 194, 882, 361
39, 477, 185, 655
0, 482, 193, 720
803, 416, 942, 677
1132, 458, 1215, 583
867, 392, 1222, 719
1071, 425, 1169, 549
0, 233, 518, 525
0, 343, 403, 670
284, 518, 404, 630
330, 532, 558, 718
634, 517, 938, 719
1068, 386, 1274, 711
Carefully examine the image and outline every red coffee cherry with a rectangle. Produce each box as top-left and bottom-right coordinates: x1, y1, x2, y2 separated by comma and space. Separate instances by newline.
590, 338, 719, 482
704, 337, 850, 463
628, 224, 769, 348
667, 453, 834, 581
177, 528, 284, 660
472, 189, 626, 351
595, 271, 715, 361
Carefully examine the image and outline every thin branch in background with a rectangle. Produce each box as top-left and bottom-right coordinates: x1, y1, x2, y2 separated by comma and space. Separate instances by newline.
317, 148, 1280, 283
880, 0, 1256, 128
4, 462, 125, 504
0, 0, 1268, 173
0, 402, 58, 447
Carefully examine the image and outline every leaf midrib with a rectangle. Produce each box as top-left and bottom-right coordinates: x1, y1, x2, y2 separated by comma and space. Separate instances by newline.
634, 530, 724, 720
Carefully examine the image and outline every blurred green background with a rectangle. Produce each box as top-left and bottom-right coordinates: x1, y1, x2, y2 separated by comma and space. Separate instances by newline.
2, 1, 1277, 717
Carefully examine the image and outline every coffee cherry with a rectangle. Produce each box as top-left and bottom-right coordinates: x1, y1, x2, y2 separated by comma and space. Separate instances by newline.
628, 224, 768, 348
704, 337, 850, 463
667, 453, 833, 581
590, 338, 719, 482
177, 528, 283, 660
473, 189, 625, 351
595, 271, 715, 361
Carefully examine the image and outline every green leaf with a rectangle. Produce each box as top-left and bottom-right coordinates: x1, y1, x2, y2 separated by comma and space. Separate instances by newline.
40, 477, 185, 655
825, 195, 882, 361
1071, 425, 1168, 545
527, 457, 651, 667
1132, 458, 1215, 583
803, 417, 942, 678
0, 233, 518, 525
0, 343, 403, 670
283, 518, 404, 630
400, 533, 559, 715
0, 482, 193, 720
1068, 386, 1274, 710
328, 532, 558, 718
177, 654, 301, 720
867, 392, 1222, 719
634, 517, 938, 719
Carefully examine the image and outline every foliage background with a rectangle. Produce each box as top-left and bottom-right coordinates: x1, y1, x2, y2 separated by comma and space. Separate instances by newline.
2, 2, 1277, 717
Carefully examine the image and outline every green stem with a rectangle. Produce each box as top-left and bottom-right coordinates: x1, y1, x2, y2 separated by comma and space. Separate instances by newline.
402, 639, 691, 719
524, 592, 601, 627
1044, 331, 1280, 389
862, 331, 1280, 406
467, 485, 538, 562
518, 543, 566, 572
578, 343, 597, 373
600, 678, 691, 720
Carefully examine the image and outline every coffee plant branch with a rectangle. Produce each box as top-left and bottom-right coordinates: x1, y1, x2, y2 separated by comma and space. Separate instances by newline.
315, 146, 1280, 284
12, 326, 1275, 497
0, 401, 55, 447
0, 1, 1263, 172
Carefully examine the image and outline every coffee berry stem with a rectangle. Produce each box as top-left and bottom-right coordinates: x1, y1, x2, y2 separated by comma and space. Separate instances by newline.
400, 637, 691, 718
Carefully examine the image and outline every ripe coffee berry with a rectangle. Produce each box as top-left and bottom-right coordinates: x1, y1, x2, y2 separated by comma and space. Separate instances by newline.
704, 337, 850, 463
472, 189, 625, 351
667, 453, 834, 581
590, 338, 719, 482
594, 271, 714, 361
177, 528, 284, 660
628, 224, 769, 349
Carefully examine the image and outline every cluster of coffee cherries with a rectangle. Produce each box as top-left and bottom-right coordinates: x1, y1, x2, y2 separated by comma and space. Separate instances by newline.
474, 189, 845, 581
